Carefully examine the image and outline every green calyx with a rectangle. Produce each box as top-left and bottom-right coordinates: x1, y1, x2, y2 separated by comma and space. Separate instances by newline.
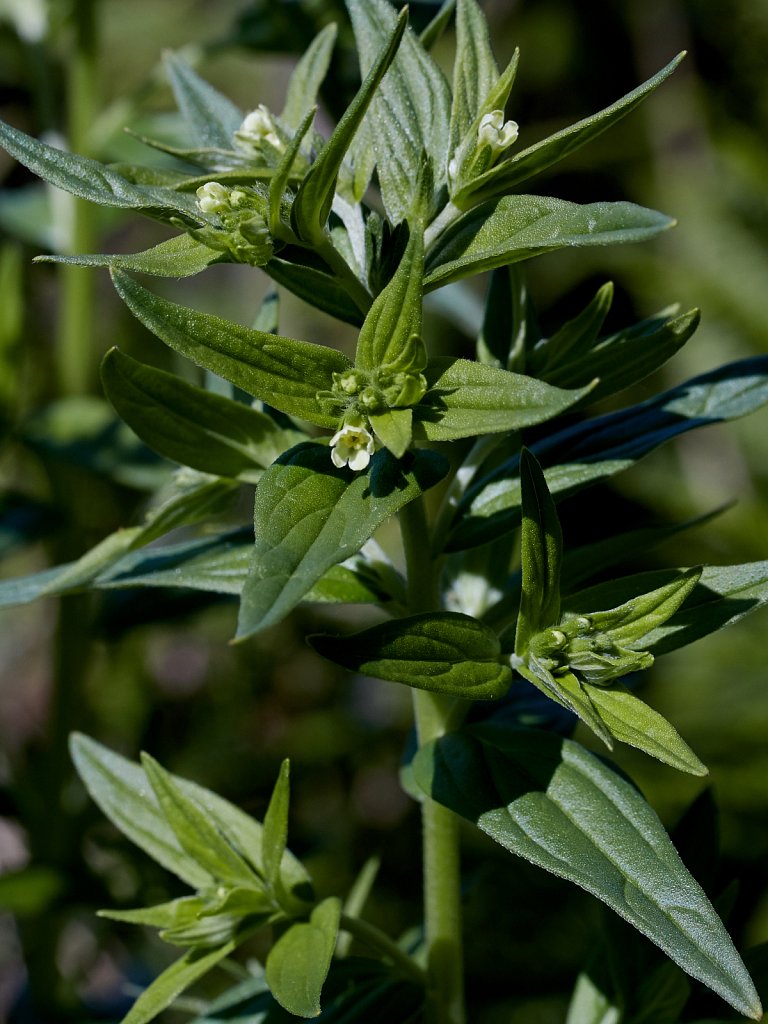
192, 182, 275, 265
324, 364, 427, 418
528, 619, 655, 687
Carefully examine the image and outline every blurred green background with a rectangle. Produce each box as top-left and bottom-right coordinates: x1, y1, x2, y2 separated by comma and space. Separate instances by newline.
1, 1, 767, 1021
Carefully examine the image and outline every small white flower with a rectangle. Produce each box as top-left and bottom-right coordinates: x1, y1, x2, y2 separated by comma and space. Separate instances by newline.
235, 105, 283, 152
329, 422, 375, 472
478, 110, 519, 152
196, 181, 231, 215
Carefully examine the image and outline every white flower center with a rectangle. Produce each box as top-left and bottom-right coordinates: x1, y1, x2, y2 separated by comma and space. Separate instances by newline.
329, 423, 375, 472
478, 110, 519, 152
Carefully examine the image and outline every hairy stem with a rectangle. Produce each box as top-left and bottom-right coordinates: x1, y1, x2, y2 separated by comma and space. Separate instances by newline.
399, 497, 466, 1024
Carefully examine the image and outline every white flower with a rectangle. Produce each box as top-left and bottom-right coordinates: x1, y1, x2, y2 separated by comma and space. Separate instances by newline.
234, 105, 283, 152
478, 110, 519, 152
329, 422, 375, 472
196, 181, 231, 215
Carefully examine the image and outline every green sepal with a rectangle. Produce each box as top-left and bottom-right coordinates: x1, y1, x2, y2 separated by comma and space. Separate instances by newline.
101, 348, 304, 481
281, 23, 338, 128
236, 443, 448, 638
412, 725, 762, 1020
163, 52, 243, 150
454, 53, 686, 206
414, 357, 593, 441
347, 0, 452, 222
111, 270, 350, 427
98, 897, 205, 930
265, 897, 341, 1018
355, 228, 425, 374
34, 233, 225, 277
515, 448, 563, 657
140, 754, 262, 889
583, 683, 708, 776
425, 196, 674, 289
292, 8, 407, 243
368, 408, 413, 458
310, 611, 513, 700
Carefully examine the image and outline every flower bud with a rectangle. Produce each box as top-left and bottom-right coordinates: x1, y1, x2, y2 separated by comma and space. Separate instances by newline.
478, 110, 519, 153
234, 105, 283, 153
196, 181, 231, 216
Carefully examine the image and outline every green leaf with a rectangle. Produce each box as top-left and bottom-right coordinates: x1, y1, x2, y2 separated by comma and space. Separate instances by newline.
566, 971, 620, 1024
347, 0, 452, 223
413, 726, 762, 1019
262, 760, 290, 893
70, 734, 313, 909
268, 106, 316, 237
35, 233, 224, 278
455, 53, 686, 205
530, 281, 614, 373
122, 941, 239, 1024
425, 196, 674, 289
282, 23, 338, 128
414, 357, 593, 441
111, 270, 350, 427
355, 229, 424, 372
518, 661, 614, 750
163, 52, 243, 150
539, 307, 701, 404
310, 612, 512, 700
477, 265, 531, 370
450, 355, 768, 550
515, 448, 562, 656
565, 561, 768, 657
265, 897, 341, 1018
420, 0, 457, 50
368, 409, 413, 459
237, 443, 448, 638
449, 0, 498, 154
0, 118, 200, 222
292, 9, 407, 243
266, 252, 364, 326
101, 348, 303, 481
141, 754, 262, 888
582, 683, 707, 776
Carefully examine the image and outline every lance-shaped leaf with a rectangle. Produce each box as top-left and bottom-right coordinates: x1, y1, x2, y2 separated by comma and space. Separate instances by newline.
413, 726, 762, 1020
424, 196, 674, 289
265, 897, 341, 1018
111, 270, 349, 427
515, 449, 562, 656
310, 612, 512, 700
539, 307, 701, 404
450, 355, 768, 550
529, 281, 614, 373
70, 734, 313, 906
517, 662, 613, 750
101, 348, 303, 481
582, 683, 707, 776
413, 357, 593, 441
35, 233, 225, 278
282, 23, 337, 127
454, 53, 685, 206
121, 941, 240, 1024
477, 264, 532, 370
348, 0, 452, 223
266, 252, 364, 326
0, 118, 200, 222
268, 107, 316, 237
355, 229, 425, 373
262, 760, 290, 892
292, 8, 407, 243
449, 0, 498, 154
564, 561, 768, 657
237, 443, 448, 638
164, 52, 243, 150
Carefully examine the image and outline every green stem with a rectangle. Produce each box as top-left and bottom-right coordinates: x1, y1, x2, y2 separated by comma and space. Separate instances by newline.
56, 0, 100, 395
399, 497, 466, 1024
339, 913, 427, 985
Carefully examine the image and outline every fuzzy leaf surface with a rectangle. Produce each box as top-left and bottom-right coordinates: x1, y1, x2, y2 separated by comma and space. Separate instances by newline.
122, 942, 239, 1024
265, 897, 341, 1018
101, 348, 303, 480
425, 196, 674, 288
414, 357, 592, 441
413, 726, 761, 1019
112, 271, 349, 427
310, 612, 512, 699
282, 24, 338, 127
36, 233, 224, 278
237, 444, 448, 638
164, 53, 243, 149
450, 356, 768, 549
